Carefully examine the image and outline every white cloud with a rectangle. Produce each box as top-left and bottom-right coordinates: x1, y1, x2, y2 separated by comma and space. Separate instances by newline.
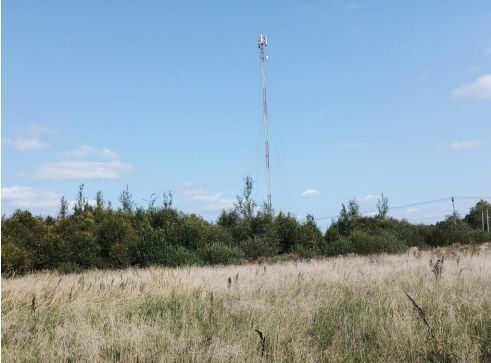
301, 189, 321, 198
452, 74, 491, 99
26, 144, 132, 181
33, 160, 133, 180
61, 145, 119, 160
4, 124, 59, 151
180, 183, 234, 212
4, 138, 49, 151
446, 140, 482, 151
2, 186, 96, 212
28, 124, 60, 137
2, 186, 60, 209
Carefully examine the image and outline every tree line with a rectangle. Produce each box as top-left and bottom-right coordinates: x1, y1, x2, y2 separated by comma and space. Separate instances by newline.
2, 178, 490, 275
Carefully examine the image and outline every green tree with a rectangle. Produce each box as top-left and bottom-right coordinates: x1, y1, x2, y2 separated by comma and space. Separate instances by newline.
297, 214, 323, 251
163, 191, 173, 209
57, 213, 99, 269
1, 241, 34, 275
464, 200, 491, 230
217, 209, 240, 229
96, 191, 105, 210
337, 199, 360, 234
119, 185, 133, 212
234, 176, 256, 219
1, 210, 48, 252
275, 212, 299, 253
74, 183, 88, 215
376, 193, 389, 219
96, 212, 136, 267
58, 196, 69, 219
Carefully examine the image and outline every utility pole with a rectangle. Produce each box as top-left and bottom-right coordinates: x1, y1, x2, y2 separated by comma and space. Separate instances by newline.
483, 210, 486, 231
487, 209, 490, 232
452, 196, 456, 224
258, 34, 272, 210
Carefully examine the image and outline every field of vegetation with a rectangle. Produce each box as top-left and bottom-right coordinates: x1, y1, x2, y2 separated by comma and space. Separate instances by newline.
2, 180, 490, 276
2, 243, 490, 362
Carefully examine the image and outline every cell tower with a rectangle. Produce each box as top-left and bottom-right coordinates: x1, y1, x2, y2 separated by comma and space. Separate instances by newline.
258, 33, 272, 210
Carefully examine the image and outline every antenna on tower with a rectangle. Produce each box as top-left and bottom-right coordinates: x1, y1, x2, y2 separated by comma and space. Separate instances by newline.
258, 33, 272, 210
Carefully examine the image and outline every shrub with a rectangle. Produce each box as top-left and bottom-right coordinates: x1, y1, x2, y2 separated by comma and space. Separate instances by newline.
433, 215, 488, 246
294, 243, 318, 258
198, 242, 243, 265
296, 215, 323, 254
163, 245, 203, 267
96, 212, 136, 267
1, 241, 34, 275
130, 229, 168, 267
131, 228, 202, 267
393, 222, 432, 247
34, 230, 67, 270
464, 200, 491, 229
205, 224, 234, 246
275, 212, 299, 253
321, 231, 407, 256
179, 215, 211, 250
1, 210, 47, 250
321, 237, 355, 256
349, 230, 407, 255
66, 230, 101, 268
241, 235, 279, 259
1, 186, 490, 275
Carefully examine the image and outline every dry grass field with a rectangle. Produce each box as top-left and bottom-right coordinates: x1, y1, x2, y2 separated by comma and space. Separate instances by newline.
2, 244, 491, 362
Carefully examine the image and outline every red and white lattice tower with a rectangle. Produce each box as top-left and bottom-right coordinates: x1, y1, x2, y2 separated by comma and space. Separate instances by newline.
258, 34, 272, 210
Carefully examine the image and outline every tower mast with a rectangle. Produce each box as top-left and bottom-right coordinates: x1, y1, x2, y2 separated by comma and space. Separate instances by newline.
258, 34, 272, 210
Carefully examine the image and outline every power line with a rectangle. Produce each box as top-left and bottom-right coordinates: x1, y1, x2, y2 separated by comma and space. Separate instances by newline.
406, 214, 449, 221
388, 197, 452, 211
314, 195, 491, 221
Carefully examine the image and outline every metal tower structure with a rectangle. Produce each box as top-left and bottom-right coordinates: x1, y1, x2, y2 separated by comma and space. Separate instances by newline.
258, 33, 272, 210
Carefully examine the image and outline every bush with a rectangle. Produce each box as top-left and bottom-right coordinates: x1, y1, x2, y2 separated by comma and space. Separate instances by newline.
294, 243, 318, 258
66, 230, 101, 268
131, 228, 203, 267
178, 215, 211, 250
295, 215, 323, 254
198, 242, 243, 265
321, 238, 355, 256
1, 241, 34, 275
432, 216, 489, 246
349, 231, 407, 255
240, 235, 279, 259
56, 214, 100, 268
1, 186, 489, 276
162, 245, 203, 267
392, 223, 432, 247
96, 212, 136, 267
130, 229, 168, 267
321, 231, 407, 256
275, 212, 299, 253
1, 210, 48, 250
34, 230, 67, 270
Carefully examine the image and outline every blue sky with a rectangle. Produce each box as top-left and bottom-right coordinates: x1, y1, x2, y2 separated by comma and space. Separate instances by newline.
2, 0, 491, 228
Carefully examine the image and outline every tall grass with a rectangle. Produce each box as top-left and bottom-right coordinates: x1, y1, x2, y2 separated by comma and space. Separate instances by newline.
2, 244, 490, 362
